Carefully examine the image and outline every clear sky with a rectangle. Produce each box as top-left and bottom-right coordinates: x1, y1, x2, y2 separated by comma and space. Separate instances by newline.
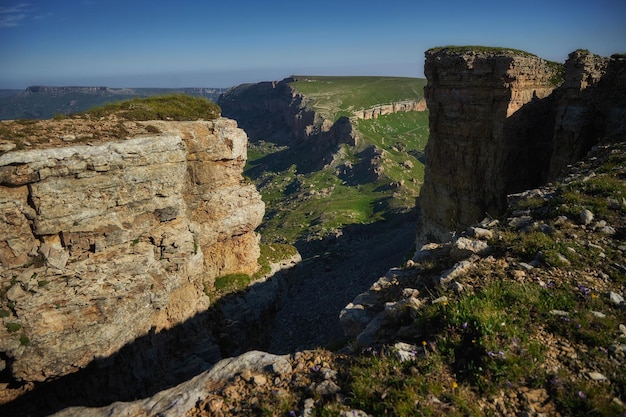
1, 0, 624, 88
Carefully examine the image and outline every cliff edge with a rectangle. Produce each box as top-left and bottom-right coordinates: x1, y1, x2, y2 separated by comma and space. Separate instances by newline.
0, 115, 264, 387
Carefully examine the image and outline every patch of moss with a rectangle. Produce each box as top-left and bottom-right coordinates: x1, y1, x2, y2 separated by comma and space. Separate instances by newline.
6, 322, 21, 332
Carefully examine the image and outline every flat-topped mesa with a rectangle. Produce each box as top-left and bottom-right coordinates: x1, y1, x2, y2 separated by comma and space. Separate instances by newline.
0, 118, 264, 384
419, 46, 561, 241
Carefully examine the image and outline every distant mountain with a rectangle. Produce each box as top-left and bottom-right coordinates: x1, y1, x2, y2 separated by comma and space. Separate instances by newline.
0, 86, 228, 120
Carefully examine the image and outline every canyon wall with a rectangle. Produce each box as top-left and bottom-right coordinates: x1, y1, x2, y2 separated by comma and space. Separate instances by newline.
0, 118, 264, 384
219, 78, 358, 171
353, 99, 427, 120
419, 47, 626, 241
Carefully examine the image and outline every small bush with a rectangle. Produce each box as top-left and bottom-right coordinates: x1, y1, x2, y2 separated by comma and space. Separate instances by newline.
6, 322, 22, 332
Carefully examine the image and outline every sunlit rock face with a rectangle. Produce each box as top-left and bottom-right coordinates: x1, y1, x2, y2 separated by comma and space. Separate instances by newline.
0, 118, 264, 383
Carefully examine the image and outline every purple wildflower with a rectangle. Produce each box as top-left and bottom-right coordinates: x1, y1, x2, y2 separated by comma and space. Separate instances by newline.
578, 391, 587, 399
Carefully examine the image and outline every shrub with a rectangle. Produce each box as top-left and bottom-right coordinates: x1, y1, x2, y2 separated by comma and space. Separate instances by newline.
6, 322, 22, 332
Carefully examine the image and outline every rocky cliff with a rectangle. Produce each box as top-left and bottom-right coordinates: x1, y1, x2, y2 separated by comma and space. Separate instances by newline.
420, 47, 626, 241
219, 78, 358, 172
0, 117, 264, 387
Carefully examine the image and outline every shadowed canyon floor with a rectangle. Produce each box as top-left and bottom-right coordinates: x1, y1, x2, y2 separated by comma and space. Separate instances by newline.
269, 210, 418, 354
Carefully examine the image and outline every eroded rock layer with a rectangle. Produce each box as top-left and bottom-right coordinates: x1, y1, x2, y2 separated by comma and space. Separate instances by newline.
0, 118, 264, 384
420, 47, 626, 241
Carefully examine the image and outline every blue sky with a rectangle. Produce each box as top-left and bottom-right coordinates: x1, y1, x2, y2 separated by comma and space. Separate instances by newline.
1, 0, 624, 88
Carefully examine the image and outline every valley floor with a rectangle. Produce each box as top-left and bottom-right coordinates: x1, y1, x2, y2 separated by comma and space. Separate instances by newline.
269, 210, 418, 353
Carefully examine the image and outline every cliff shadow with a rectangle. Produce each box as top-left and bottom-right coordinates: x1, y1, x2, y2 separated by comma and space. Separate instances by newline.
0, 265, 296, 417
0, 208, 418, 417
502, 92, 559, 194
268, 207, 419, 353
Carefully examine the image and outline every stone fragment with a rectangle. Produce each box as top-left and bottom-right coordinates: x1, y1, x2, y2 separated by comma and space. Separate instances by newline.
340, 410, 370, 417
313, 380, 341, 397
302, 398, 316, 417
339, 303, 374, 338
580, 209, 594, 225
467, 226, 493, 240
550, 310, 570, 317
394, 342, 419, 362
509, 216, 533, 230
438, 258, 476, 286
450, 237, 491, 260
432, 296, 448, 304
609, 292, 625, 306
6, 284, 27, 301
519, 262, 534, 270
38, 241, 69, 270
251, 374, 267, 386
402, 288, 420, 298
587, 371, 607, 381
450, 281, 464, 293
599, 225, 616, 235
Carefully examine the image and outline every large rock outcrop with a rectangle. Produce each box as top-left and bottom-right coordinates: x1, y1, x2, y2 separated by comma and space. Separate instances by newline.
419, 47, 626, 241
0, 118, 264, 384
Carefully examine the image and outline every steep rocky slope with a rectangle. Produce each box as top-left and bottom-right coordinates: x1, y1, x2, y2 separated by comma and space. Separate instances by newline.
419, 48, 626, 241
0, 114, 265, 403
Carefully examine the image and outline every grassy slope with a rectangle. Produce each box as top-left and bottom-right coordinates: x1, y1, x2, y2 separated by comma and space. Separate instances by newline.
245, 76, 429, 245
290, 76, 427, 121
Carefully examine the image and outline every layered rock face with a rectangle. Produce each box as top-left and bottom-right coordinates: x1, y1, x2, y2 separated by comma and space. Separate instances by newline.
419, 47, 626, 241
419, 48, 560, 240
549, 51, 625, 178
219, 78, 358, 171
0, 119, 264, 383
354, 99, 427, 120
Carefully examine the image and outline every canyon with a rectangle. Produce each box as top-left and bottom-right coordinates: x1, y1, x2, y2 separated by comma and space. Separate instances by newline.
0, 46, 623, 416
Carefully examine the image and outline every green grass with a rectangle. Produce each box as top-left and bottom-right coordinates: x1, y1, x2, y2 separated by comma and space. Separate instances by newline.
206, 243, 299, 298
82, 94, 221, 121
290, 76, 427, 121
